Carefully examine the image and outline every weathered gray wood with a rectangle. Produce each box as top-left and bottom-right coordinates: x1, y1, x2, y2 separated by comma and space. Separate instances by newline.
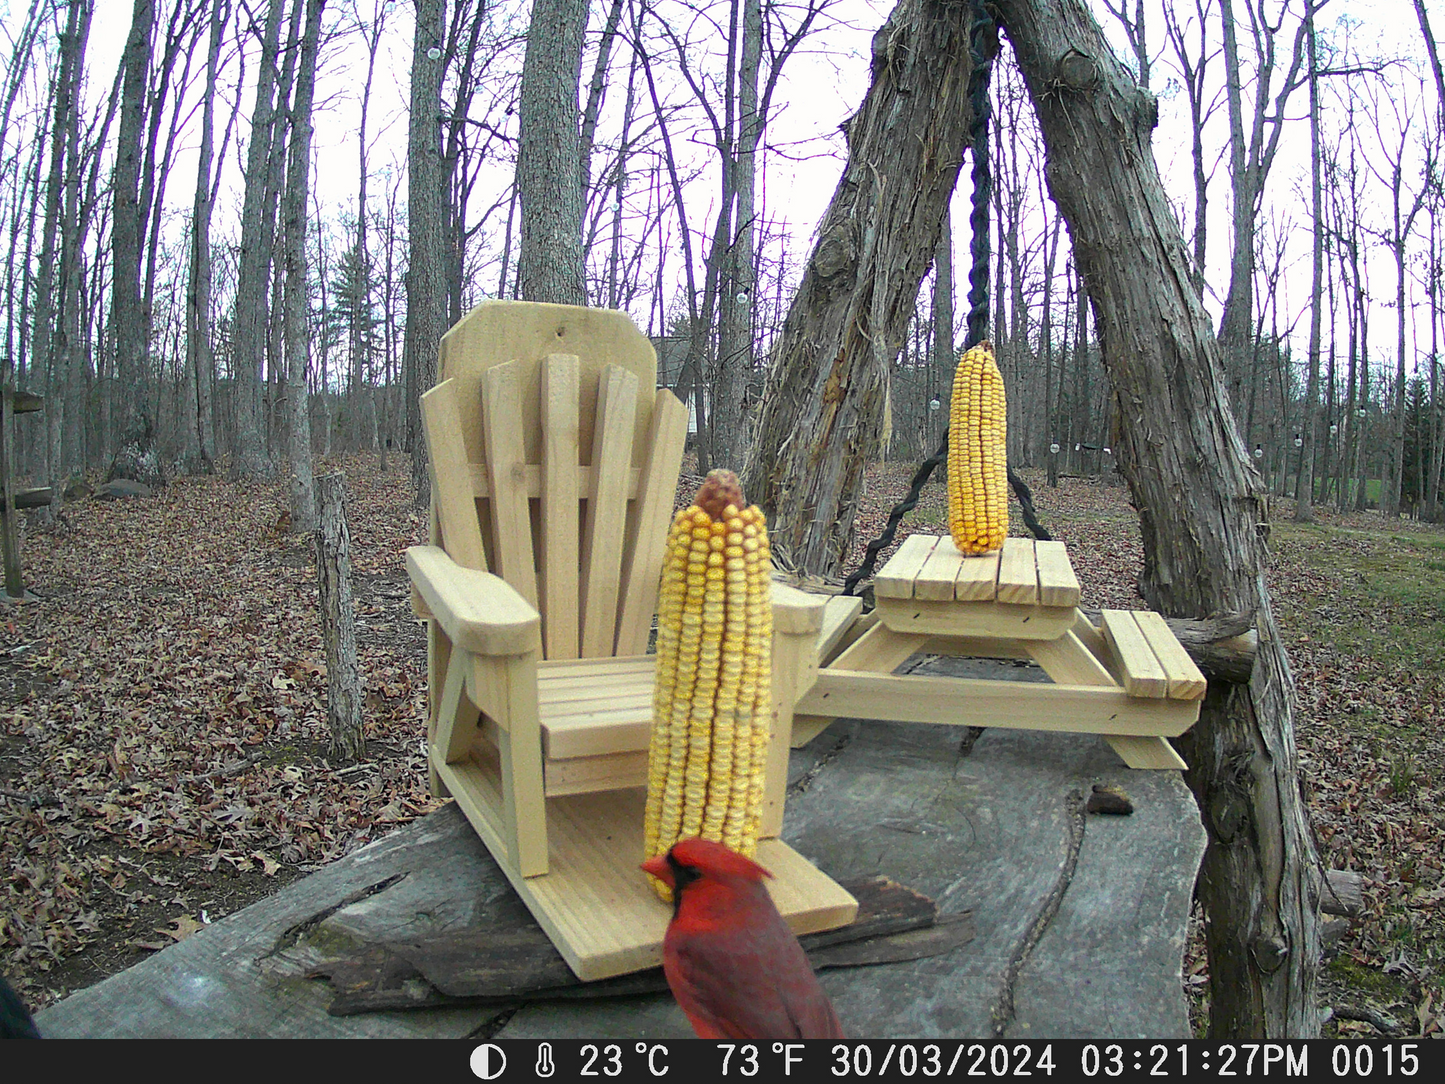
36, 662, 1203, 1039
316, 473, 364, 761
994, 0, 1322, 1040
743, 0, 987, 575
1321, 870, 1364, 918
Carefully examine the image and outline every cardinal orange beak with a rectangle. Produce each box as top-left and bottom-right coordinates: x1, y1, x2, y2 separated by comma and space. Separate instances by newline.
641, 854, 672, 887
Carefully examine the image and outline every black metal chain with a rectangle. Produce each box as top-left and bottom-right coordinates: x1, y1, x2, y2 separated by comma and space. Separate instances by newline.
843, 5, 1038, 599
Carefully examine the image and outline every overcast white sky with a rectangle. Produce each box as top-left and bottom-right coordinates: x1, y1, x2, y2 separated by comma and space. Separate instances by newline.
26, 0, 1445, 378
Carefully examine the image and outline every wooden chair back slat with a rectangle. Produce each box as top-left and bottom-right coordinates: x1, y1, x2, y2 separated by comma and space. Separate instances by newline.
579, 366, 639, 658
614, 392, 689, 655
481, 361, 539, 608
432, 301, 686, 663
421, 379, 488, 571
540, 355, 582, 660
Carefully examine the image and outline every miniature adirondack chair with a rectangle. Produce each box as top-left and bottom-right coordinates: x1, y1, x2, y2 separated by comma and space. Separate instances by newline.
406, 301, 857, 979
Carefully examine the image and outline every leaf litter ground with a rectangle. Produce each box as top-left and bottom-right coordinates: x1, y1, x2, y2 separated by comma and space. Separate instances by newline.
1, 454, 1440, 1038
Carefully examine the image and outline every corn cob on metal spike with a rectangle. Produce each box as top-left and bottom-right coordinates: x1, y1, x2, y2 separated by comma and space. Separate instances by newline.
948, 340, 1008, 554
644, 470, 772, 900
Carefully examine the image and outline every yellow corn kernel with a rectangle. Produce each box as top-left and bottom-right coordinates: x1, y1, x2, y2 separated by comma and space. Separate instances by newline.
644, 470, 772, 899
947, 340, 1008, 554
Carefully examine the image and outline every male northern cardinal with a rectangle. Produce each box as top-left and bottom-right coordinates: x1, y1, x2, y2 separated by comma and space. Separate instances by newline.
642, 838, 845, 1040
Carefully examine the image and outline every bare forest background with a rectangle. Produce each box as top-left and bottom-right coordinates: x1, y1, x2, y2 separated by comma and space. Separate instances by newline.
1, 0, 1441, 533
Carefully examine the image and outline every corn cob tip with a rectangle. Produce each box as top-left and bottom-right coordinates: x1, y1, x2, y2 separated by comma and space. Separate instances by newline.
697, 469, 746, 520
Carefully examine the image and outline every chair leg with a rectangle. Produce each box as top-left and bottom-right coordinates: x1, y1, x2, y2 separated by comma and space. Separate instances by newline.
426, 622, 452, 798
761, 626, 821, 839
474, 650, 549, 878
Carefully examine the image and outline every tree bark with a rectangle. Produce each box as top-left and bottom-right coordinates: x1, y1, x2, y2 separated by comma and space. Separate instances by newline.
516, 0, 588, 305
1294, 7, 1321, 522
406, 0, 447, 505
743, 0, 985, 575
230, 0, 285, 478
111, 0, 156, 473
185, 0, 228, 475
284, 0, 323, 533
316, 472, 365, 763
994, 0, 1321, 1039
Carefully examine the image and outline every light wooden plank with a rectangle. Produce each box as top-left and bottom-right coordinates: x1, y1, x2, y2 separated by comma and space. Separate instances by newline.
481, 362, 539, 608
579, 366, 638, 657
1104, 736, 1188, 770
817, 595, 865, 662
615, 390, 689, 655
466, 463, 640, 500
829, 621, 929, 673
540, 354, 581, 660
420, 380, 487, 570
544, 751, 648, 797
541, 705, 651, 759
789, 716, 836, 748
538, 673, 653, 703
996, 536, 1039, 604
435, 757, 512, 869
874, 596, 1075, 641
770, 582, 827, 636
797, 669, 1200, 736
487, 649, 548, 877
498, 788, 856, 981
541, 687, 651, 715
435, 646, 479, 765
1034, 540, 1082, 608
953, 547, 1001, 602
914, 541, 965, 601
1026, 630, 1119, 687
765, 625, 818, 838
1101, 610, 1170, 698
425, 622, 450, 798
406, 545, 542, 657
873, 534, 939, 599
1133, 609, 1209, 700
538, 654, 655, 679
921, 634, 1032, 660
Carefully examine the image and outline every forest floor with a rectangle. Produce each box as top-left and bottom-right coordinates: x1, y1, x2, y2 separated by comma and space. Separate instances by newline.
2, 452, 1441, 1039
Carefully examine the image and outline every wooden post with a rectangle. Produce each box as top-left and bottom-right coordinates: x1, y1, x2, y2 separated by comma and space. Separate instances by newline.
2, 388, 50, 600
316, 472, 364, 761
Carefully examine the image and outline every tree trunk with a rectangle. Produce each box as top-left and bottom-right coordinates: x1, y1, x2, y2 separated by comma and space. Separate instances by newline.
932, 203, 955, 457
516, 0, 588, 305
994, 0, 1321, 1039
185, 0, 227, 475
406, 0, 447, 505
111, 0, 156, 479
714, 0, 763, 472
56, 1, 94, 488
316, 472, 365, 763
1294, 9, 1322, 522
284, 0, 323, 533
743, 0, 986, 575
230, 0, 285, 478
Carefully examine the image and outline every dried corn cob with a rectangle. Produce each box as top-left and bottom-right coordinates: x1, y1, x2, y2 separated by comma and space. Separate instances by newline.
947, 340, 1008, 554
644, 469, 772, 899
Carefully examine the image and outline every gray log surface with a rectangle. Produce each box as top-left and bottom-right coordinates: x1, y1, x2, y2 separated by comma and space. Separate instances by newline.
36, 660, 1204, 1039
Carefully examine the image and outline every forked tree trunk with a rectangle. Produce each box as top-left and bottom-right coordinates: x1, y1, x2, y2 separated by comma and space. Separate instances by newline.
743, 0, 986, 574
995, 0, 1321, 1039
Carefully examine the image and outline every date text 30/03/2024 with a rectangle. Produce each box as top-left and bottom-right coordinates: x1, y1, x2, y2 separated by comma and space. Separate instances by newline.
468, 1041, 1428, 1081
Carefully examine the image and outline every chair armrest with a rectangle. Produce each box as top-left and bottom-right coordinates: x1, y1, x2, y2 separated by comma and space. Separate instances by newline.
769, 581, 827, 636
406, 545, 542, 656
